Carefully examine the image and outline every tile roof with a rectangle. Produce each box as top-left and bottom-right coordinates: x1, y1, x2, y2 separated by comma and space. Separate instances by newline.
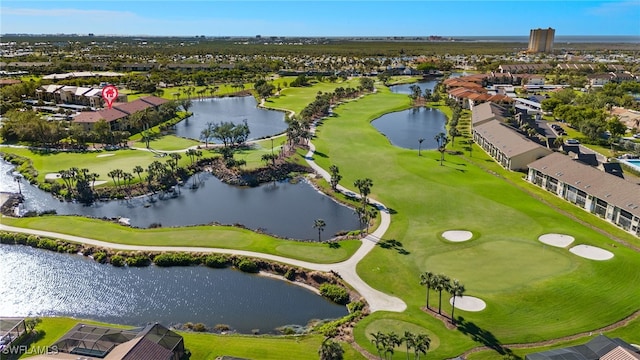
73, 111, 104, 123
113, 99, 153, 114
528, 152, 640, 218
474, 119, 547, 157
139, 95, 169, 107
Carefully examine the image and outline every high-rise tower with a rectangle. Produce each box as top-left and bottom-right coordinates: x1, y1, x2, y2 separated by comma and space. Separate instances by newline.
528, 28, 555, 53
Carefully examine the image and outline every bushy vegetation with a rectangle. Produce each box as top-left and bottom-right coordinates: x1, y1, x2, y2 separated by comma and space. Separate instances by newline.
204, 254, 229, 268
153, 252, 200, 267
234, 258, 259, 273
319, 283, 350, 305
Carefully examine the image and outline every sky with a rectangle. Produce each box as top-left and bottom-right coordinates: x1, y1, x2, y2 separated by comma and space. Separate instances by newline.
1, 0, 639, 37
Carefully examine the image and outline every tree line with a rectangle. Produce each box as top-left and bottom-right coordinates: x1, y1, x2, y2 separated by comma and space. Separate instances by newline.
420, 271, 466, 324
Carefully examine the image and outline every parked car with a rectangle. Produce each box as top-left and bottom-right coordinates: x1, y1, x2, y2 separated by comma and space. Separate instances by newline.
566, 139, 580, 145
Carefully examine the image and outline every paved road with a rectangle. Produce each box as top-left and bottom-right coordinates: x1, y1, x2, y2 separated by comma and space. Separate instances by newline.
0, 120, 407, 313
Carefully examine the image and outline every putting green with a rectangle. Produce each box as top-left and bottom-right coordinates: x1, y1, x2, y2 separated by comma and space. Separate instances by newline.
364, 319, 441, 352
424, 241, 575, 293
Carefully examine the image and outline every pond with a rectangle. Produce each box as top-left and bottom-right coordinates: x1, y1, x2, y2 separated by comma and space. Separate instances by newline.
174, 96, 287, 142
371, 107, 447, 150
0, 244, 348, 333
388, 79, 438, 95
0, 160, 359, 240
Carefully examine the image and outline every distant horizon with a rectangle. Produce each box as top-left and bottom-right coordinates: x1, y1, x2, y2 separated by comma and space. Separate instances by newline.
2, 34, 639, 44
1, 1, 639, 38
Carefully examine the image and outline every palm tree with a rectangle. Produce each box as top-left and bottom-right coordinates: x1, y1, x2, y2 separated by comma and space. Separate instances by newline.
318, 339, 344, 360
133, 165, 144, 182
385, 332, 401, 360
418, 138, 425, 156
314, 219, 326, 242
420, 271, 435, 309
370, 331, 387, 360
413, 334, 431, 360
435, 274, 451, 315
449, 279, 466, 324
329, 164, 342, 191
434, 132, 448, 166
403, 331, 415, 360
353, 178, 373, 206
448, 127, 461, 148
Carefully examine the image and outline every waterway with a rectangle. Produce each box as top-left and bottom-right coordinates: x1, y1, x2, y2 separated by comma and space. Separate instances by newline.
174, 96, 287, 142
371, 107, 447, 150
0, 244, 347, 333
0, 160, 359, 240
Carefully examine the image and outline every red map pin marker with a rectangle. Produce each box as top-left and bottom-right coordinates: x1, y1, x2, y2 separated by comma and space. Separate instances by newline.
102, 85, 119, 109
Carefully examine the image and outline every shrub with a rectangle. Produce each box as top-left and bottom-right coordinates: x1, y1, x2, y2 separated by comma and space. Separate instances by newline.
347, 300, 365, 313
284, 268, 296, 281
235, 258, 259, 273
204, 254, 228, 268
153, 252, 198, 267
319, 283, 350, 305
110, 255, 125, 267
93, 252, 107, 263
213, 324, 230, 332
126, 254, 151, 267
192, 323, 207, 332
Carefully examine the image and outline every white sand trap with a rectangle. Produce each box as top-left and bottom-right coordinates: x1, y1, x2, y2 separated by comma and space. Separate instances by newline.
45, 173, 61, 180
449, 296, 486, 312
569, 245, 614, 261
92, 180, 107, 186
97, 153, 115, 158
538, 233, 575, 248
442, 230, 473, 242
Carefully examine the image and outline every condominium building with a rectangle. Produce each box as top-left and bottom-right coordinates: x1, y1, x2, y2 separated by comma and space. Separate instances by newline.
528, 28, 555, 53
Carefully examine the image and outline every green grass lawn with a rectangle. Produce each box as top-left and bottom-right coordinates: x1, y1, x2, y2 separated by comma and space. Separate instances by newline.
124, 83, 255, 101
309, 86, 640, 357
1, 216, 360, 263
0, 147, 203, 185
265, 79, 362, 115
134, 134, 202, 151
21, 317, 366, 360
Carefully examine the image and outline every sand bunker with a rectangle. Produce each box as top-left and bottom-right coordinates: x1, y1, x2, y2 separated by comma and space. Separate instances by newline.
92, 180, 107, 186
569, 245, 614, 261
449, 296, 486, 312
97, 153, 115, 158
45, 173, 61, 180
442, 230, 473, 242
538, 233, 575, 248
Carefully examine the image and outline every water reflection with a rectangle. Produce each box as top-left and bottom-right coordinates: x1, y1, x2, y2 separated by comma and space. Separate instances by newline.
0, 244, 347, 333
0, 160, 359, 240
371, 107, 447, 149
174, 97, 287, 142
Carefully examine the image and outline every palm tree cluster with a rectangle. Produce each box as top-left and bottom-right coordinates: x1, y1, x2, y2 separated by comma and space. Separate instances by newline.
434, 132, 449, 166
353, 178, 376, 233
370, 330, 431, 360
318, 338, 344, 360
329, 164, 342, 191
58, 167, 99, 203
420, 271, 466, 324
313, 218, 326, 242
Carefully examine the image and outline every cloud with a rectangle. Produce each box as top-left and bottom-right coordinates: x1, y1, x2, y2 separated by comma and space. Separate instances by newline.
1, 7, 137, 18
585, 0, 640, 15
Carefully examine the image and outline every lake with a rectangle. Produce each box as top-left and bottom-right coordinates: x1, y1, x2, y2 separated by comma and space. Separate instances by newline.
371, 107, 447, 150
1, 160, 359, 240
174, 96, 287, 142
0, 244, 348, 333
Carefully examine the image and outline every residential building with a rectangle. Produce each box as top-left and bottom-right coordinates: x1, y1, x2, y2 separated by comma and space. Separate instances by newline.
72, 96, 168, 131
527, 152, 640, 237
473, 119, 552, 171
525, 334, 640, 360
29, 322, 185, 360
528, 28, 555, 53
471, 101, 511, 127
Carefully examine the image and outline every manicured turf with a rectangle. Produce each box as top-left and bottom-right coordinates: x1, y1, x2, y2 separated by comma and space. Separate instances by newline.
1, 216, 360, 264
309, 86, 640, 357
135, 134, 201, 151
266, 79, 362, 115
22, 317, 366, 360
